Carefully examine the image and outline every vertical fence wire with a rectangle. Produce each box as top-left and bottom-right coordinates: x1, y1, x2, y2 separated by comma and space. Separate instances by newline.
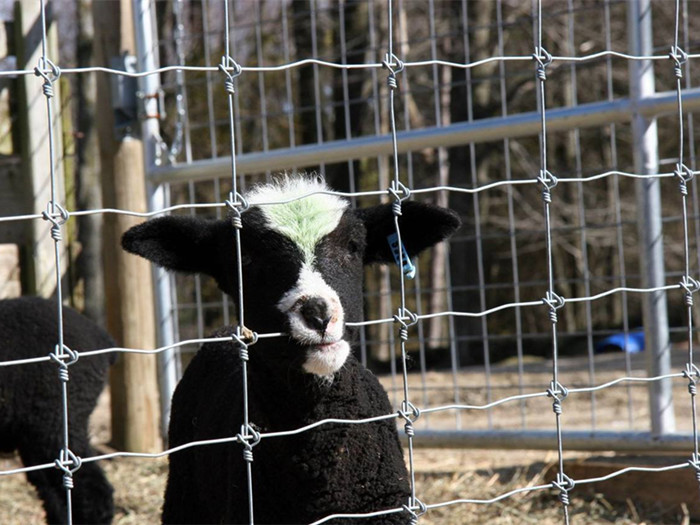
425, 0, 462, 432
601, 0, 636, 431
395, 0, 432, 430
385, 1, 421, 518
309, 0, 324, 176
36, 0, 78, 522
493, 0, 528, 430
220, 2, 256, 523
685, 0, 700, 287
454, 0, 494, 430
337, 0, 357, 197
533, 0, 572, 522
369, 0, 399, 406
281, 1, 296, 156
567, 0, 598, 432
672, 0, 700, 488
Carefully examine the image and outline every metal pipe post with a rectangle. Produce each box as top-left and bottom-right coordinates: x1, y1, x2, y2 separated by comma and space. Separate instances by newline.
133, 0, 179, 442
628, 0, 676, 436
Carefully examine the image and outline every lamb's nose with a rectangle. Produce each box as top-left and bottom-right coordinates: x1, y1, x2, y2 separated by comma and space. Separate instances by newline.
300, 297, 331, 333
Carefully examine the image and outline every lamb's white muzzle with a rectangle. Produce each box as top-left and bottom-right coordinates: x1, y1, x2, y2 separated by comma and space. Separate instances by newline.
277, 266, 350, 376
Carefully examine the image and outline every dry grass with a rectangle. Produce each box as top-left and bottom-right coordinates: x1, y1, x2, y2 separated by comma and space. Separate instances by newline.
1, 448, 689, 524
1, 349, 698, 524
411, 449, 691, 524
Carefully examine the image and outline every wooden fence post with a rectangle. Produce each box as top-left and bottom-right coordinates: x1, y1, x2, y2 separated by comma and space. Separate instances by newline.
93, 0, 162, 453
15, 0, 67, 298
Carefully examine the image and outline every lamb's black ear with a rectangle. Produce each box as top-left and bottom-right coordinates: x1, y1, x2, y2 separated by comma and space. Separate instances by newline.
122, 216, 237, 290
357, 200, 461, 265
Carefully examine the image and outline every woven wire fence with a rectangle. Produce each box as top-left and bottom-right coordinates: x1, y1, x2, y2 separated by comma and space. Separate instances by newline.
2, 0, 700, 523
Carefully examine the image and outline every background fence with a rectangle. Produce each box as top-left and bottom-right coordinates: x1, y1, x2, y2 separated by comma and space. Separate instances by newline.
2, 0, 700, 523
148, 0, 700, 449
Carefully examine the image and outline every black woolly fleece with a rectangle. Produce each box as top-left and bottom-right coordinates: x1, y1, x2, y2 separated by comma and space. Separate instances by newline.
163, 328, 411, 525
0, 296, 116, 525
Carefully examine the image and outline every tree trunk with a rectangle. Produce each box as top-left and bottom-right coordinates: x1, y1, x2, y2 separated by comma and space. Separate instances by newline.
325, 0, 368, 193
76, 0, 105, 326
428, 14, 453, 350
292, 0, 319, 151
447, 0, 494, 365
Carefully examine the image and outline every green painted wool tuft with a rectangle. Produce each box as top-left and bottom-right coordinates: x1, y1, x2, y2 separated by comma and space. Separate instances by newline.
247, 176, 348, 263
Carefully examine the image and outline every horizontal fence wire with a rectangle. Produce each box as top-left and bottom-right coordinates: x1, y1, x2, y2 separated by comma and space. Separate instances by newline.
0, 283, 689, 368
4, 49, 700, 80
0, 169, 693, 223
2, 0, 700, 523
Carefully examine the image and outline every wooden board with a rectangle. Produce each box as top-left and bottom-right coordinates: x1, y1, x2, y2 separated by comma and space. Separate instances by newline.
545, 455, 700, 519
0, 243, 20, 298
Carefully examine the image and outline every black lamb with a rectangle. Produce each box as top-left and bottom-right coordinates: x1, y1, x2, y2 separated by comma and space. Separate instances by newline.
122, 177, 461, 524
0, 296, 116, 524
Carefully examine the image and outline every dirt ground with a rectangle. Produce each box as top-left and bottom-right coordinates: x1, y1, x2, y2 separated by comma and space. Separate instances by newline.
1, 447, 693, 524
2, 347, 699, 524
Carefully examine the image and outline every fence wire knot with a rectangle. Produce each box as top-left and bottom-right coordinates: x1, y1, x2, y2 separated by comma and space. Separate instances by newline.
42, 202, 70, 242
537, 170, 558, 203
543, 291, 565, 324
683, 363, 700, 396
49, 344, 79, 383
399, 400, 421, 437
237, 424, 261, 463
547, 380, 569, 415
382, 53, 405, 90
670, 46, 688, 79
232, 327, 258, 362
675, 163, 694, 196
387, 180, 411, 217
55, 448, 82, 490
226, 191, 249, 229
219, 56, 242, 95
533, 47, 553, 81
34, 57, 61, 99
402, 497, 427, 524
680, 276, 700, 306
688, 453, 700, 483
551, 473, 575, 506
394, 308, 418, 342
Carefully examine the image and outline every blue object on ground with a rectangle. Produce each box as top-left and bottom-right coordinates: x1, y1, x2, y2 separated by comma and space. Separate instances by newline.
595, 330, 645, 353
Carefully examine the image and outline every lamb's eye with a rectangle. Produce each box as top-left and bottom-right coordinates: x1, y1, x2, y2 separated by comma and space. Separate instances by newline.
348, 240, 360, 255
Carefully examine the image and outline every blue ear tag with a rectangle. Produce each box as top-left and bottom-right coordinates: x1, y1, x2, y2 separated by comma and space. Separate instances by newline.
387, 232, 416, 279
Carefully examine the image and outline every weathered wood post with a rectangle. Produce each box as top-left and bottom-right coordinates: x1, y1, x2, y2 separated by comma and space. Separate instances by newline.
0, 10, 21, 300
93, 0, 162, 452
15, 0, 67, 297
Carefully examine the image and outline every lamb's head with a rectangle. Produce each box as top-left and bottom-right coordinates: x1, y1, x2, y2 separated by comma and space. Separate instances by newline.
122, 177, 460, 378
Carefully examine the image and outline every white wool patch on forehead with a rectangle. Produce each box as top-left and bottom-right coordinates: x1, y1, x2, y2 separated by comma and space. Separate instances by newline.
247, 177, 348, 263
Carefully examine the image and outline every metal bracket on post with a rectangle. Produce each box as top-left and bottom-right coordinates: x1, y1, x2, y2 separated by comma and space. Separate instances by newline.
136, 86, 166, 122
109, 53, 138, 138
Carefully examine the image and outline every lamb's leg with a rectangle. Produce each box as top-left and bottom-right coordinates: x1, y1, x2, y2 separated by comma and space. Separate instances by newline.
162, 403, 204, 523
69, 445, 114, 524
21, 448, 113, 525
162, 448, 204, 524
19, 443, 69, 524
